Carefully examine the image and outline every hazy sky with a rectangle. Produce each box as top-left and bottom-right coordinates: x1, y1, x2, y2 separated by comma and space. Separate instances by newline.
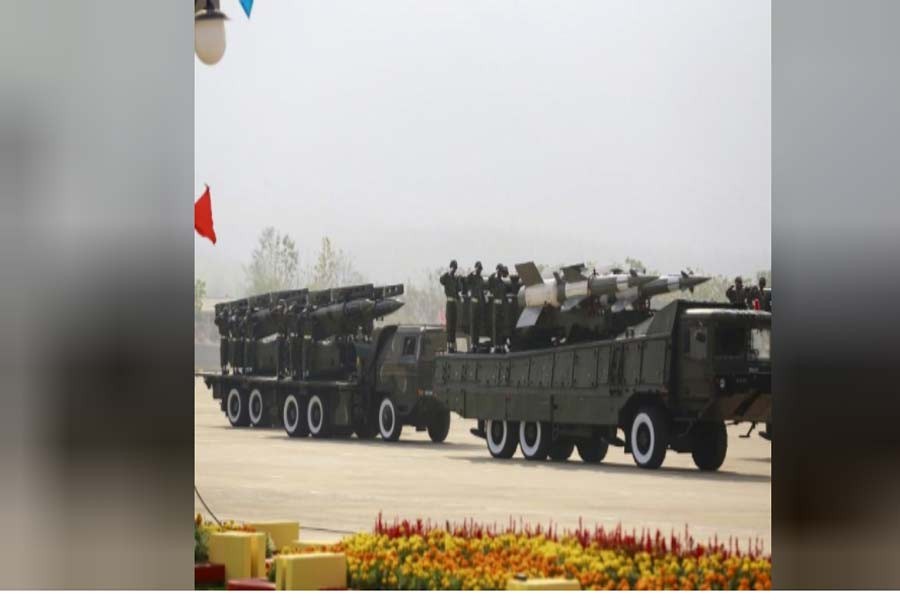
195, 0, 770, 297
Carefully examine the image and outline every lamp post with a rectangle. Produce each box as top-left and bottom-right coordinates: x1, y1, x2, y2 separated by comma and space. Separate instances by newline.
195, 0, 228, 66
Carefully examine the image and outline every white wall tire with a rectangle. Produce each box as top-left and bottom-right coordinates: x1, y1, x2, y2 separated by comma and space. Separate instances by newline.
283, 394, 309, 438
486, 419, 518, 458
307, 394, 330, 438
519, 421, 551, 460
248, 389, 265, 427
378, 397, 401, 442
226, 388, 250, 427
630, 406, 668, 469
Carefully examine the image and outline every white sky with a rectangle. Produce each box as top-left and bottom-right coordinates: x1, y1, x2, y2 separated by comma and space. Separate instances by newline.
195, 0, 770, 297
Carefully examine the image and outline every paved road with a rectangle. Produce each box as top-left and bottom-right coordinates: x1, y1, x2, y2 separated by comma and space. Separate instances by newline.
195, 379, 770, 550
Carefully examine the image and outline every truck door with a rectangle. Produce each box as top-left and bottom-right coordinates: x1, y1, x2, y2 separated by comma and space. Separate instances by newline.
378, 332, 420, 412
680, 319, 711, 399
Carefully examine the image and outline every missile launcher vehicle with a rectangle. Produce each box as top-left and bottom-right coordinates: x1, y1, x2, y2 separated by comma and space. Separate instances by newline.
436, 262, 771, 471
196, 259, 771, 471
199, 283, 452, 443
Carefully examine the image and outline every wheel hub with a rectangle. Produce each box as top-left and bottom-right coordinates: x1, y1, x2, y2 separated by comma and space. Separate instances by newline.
381, 405, 394, 431
489, 421, 504, 443
523, 423, 538, 446
636, 424, 651, 454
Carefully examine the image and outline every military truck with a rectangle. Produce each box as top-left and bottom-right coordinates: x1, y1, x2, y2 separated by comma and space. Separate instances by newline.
198, 284, 451, 443
434, 264, 771, 471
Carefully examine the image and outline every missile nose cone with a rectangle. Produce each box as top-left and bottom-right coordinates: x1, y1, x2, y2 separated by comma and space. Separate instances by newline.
684, 275, 711, 287
373, 298, 404, 317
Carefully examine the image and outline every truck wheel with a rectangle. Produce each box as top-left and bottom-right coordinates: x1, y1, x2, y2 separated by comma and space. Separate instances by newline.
248, 389, 267, 427
630, 406, 668, 469
427, 410, 451, 443
283, 394, 309, 438
486, 420, 518, 458
378, 397, 402, 442
519, 421, 551, 461
548, 439, 575, 462
691, 420, 728, 471
576, 439, 609, 463
226, 388, 250, 427
307, 394, 331, 438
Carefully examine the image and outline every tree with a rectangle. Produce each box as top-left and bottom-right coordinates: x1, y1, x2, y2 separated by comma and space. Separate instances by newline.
306, 237, 364, 290
194, 278, 207, 316
244, 227, 300, 295
396, 268, 445, 325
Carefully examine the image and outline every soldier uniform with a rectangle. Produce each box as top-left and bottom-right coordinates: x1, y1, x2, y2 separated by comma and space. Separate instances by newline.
758, 277, 772, 312
214, 308, 230, 374
286, 301, 306, 380
467, 262, 486, 352
726, 276, 749, 308
506, 274, 521, 336
229, 308, 246, 374
487, 264, 509, 352
439, 260, 462, 352
274, 300, 290, 378
243, 308, 260, 374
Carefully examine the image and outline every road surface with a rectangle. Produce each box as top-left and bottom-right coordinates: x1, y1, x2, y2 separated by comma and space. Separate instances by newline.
195, 379, 770, 550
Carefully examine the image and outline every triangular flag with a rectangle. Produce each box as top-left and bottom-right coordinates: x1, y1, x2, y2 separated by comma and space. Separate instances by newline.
194, 185, 217, 244
240, 0, 253, 18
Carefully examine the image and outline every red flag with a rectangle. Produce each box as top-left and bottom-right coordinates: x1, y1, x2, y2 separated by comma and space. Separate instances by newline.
194, 185, 217, 244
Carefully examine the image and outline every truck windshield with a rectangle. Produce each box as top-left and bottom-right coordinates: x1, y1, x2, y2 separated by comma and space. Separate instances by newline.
749, 327, 771, 360
715, 325, 747, 358
714, 324, 771, 360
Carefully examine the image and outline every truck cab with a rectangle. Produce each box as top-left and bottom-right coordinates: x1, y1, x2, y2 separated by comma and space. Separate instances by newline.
676, 307, 771, 423
366, 325, 450, 442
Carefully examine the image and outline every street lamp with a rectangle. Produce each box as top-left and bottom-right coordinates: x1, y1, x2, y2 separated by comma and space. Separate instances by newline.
195, 0, 228, 66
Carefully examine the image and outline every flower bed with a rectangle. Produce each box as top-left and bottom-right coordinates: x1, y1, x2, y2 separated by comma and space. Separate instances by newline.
198, 513, 771, 591
317, 516, 770, 591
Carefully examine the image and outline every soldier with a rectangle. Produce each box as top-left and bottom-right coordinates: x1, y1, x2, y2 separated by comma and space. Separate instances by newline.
467, 261, 486, 352
286, 300, 308, 380
726, 276, 748, 308
439, 260, 463, 352
213, 307, 231, 374
274, 299, 291, 378
243, 307, 261, 375
758, 276, 772, 312
229, 306, 246, 374
505, 273, 522, 337
487, 263, 509, 352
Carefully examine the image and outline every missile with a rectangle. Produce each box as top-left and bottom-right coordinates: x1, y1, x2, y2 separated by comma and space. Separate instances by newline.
307, 297, 405, 339
639, 272, 711, 297
597, 271, 710, 312
373, 298, 405, 320
513, 261, 657, 328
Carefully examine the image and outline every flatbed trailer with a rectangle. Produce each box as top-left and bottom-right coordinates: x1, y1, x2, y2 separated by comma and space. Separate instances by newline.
198, 325, 452, 443
433, 300, 771, 471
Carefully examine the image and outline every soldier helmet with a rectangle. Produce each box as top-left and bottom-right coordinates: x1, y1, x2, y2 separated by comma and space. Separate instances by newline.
449, 259, 458, 269
496, 263, 503, 272
759, 276, 767, 288
735, 276, 743, 285
475, 261, 483, 270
